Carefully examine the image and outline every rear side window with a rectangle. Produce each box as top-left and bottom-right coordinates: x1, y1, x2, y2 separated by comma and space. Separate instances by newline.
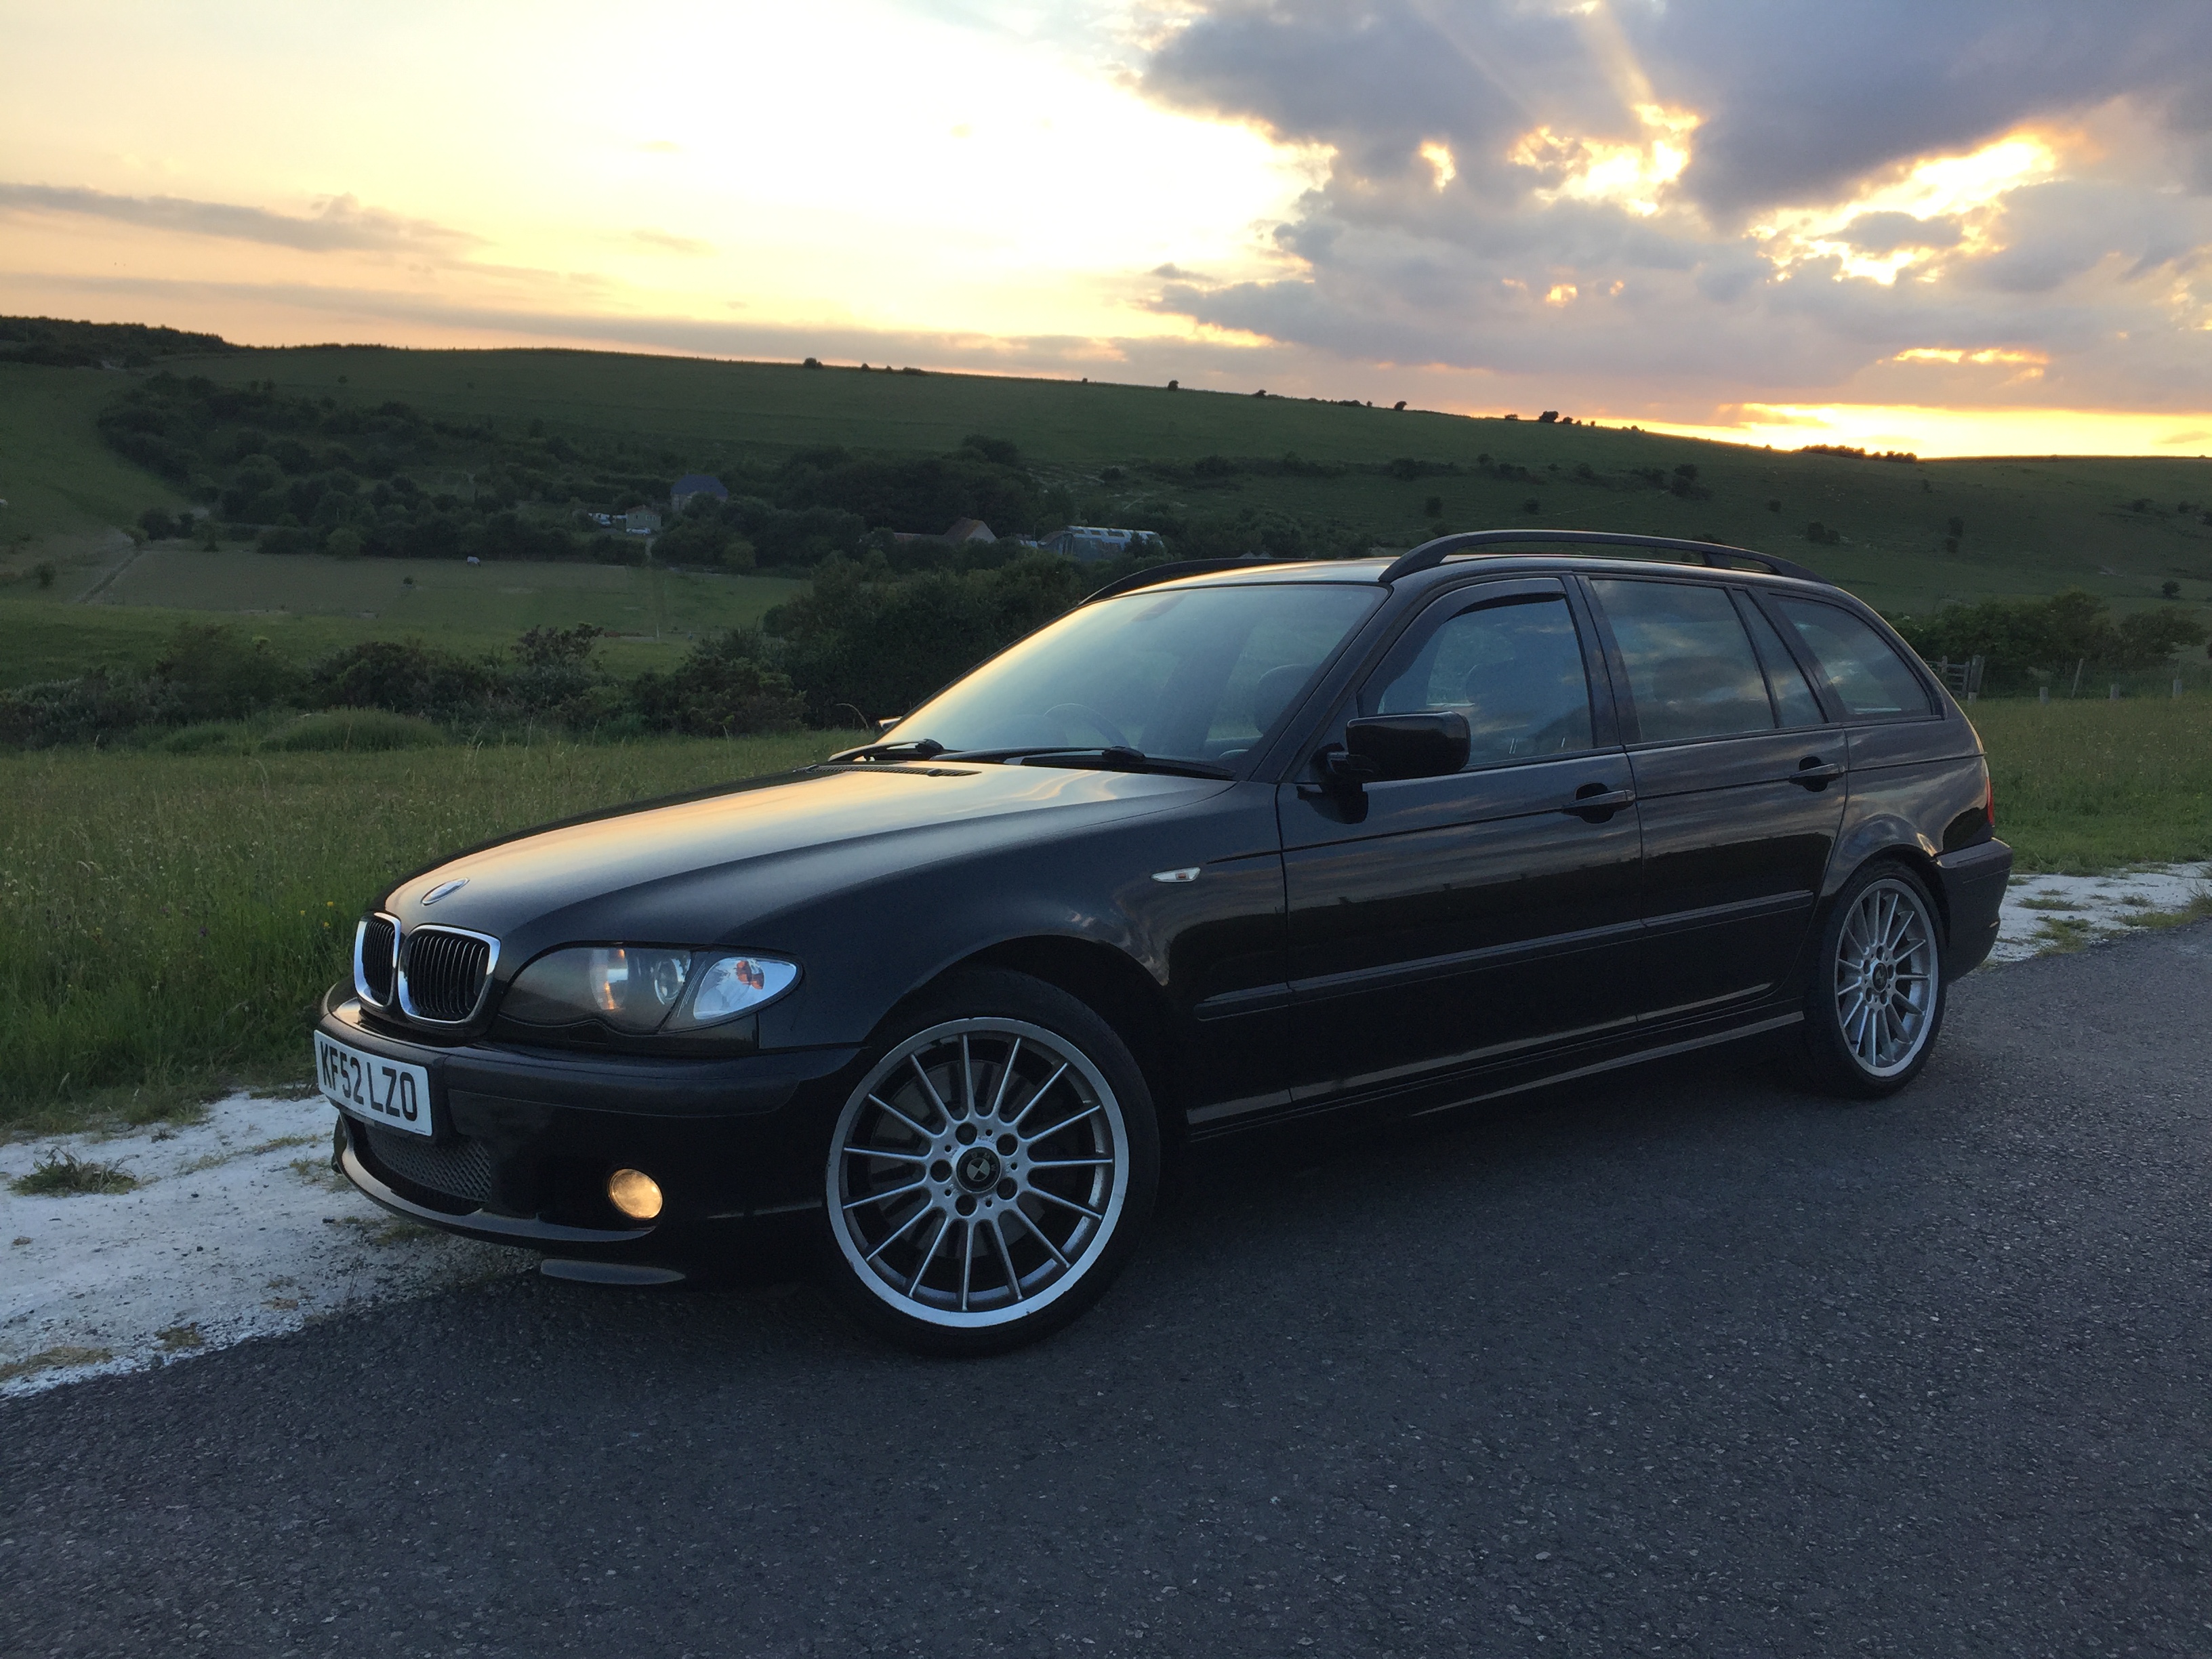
1367, 592, 1594, 768
1738, 600, 1825, 727
1591, 579, 1774, 743
1774, 599, 1933, 718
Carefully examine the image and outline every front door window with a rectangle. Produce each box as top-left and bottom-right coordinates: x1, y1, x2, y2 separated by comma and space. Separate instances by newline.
1364, 592, 1596, 766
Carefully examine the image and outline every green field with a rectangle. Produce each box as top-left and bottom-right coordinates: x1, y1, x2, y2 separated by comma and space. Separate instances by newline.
1971, 694, 2212, 874
0, 731, 861, 1132
0, 547, 803, 687
5, 346, 2212, 633
167, 347, 2212, 616
0, 364, 186, 548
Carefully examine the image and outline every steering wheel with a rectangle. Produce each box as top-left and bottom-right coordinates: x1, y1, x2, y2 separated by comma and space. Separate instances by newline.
1043, 702, 1133, 750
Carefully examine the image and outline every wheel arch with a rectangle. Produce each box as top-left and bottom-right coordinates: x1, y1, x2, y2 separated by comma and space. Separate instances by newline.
1824, 814, 1952, 942
919, 935, 1185, 1158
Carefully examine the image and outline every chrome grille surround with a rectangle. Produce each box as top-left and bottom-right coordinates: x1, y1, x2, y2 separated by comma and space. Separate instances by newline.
365, 1122, 495, 1205
354, 913, 399, 1008
396, 924, 500, 1026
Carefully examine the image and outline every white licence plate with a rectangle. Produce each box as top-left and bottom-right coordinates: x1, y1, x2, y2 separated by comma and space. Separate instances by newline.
315, 1032, 434, 1138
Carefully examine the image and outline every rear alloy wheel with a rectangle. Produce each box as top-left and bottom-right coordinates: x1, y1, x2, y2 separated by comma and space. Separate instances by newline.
1800, 864, 1946, 1097
823, 974, 1157, 1355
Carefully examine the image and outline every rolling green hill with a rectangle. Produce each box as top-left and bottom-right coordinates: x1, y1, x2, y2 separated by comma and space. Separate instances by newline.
5, 339, 2212, 673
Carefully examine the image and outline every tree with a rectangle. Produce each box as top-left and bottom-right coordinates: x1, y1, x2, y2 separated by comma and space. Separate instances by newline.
2161, 579, 2182, 600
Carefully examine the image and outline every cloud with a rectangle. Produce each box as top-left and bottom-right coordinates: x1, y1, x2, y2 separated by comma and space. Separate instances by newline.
0, 182, 472, 254
1130, 1, 2212, 415
1839, 212, 1964, 255
629, 228, 715, 256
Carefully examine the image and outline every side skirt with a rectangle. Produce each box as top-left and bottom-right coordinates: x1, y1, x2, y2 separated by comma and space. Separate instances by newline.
1406, 1011, 1804, 1118
1185, 1008, 1804, 1142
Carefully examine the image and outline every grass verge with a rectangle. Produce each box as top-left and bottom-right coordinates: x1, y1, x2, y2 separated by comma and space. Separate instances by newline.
0, 1346, 116, 1385
10, 1149, 139, 1194
0, 730, 858, 1134
1969, 694, 2212, 873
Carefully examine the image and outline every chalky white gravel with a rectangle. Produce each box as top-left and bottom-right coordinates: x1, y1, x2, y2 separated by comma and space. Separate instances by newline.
1, 1091, 523, 1397
1988, 859, 2211, 963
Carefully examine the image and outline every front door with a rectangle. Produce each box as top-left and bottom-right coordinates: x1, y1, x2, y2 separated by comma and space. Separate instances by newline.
1582, 576, 1846, 1020
1277, 577, 1645, 1111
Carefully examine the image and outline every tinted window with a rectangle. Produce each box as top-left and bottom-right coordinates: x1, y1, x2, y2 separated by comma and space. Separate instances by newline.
1774, 599, 1933, 718
1740, 600, 1825, 727
891, 582, 1382, 763
1366, 592, 1593, 768
1591, 579, 1775, 743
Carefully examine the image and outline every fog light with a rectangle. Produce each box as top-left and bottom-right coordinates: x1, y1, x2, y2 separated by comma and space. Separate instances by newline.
607, 1168, 664, 1221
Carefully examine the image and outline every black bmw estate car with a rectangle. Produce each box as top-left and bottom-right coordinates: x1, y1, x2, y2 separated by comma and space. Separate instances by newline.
316, 530, 2011, 1353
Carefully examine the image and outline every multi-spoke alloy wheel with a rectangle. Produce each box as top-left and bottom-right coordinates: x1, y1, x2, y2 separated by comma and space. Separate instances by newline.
823, 975, 1157, 1352
1800, 865, 1947, 1097
1834, 878, 1939, 1076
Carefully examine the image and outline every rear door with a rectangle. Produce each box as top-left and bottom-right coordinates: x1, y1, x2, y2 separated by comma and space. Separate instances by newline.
1273, 577, 1645, 1111
1582, 575, 1845, 1021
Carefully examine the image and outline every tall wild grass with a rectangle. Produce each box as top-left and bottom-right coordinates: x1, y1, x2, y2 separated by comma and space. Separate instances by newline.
4, 697, 2207, 1126
0, 732, 853, 1128
1969, 693, 2212, 873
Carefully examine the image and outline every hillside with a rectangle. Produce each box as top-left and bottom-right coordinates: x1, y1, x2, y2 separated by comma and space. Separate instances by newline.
3, 331, 2211, 663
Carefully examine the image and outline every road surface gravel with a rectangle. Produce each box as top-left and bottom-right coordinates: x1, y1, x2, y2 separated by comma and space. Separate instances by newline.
3, 924, 2208, 1658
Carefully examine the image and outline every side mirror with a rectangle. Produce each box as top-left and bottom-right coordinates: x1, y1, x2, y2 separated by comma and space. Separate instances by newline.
1328, 712, 1470, 785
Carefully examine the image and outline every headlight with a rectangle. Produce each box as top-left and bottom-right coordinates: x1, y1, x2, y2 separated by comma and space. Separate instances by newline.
502, 946, 798, 1033
670, 954, 800, 1029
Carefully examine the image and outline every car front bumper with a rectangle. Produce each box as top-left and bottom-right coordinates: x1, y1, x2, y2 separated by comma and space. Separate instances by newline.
318, 988, 859, 1265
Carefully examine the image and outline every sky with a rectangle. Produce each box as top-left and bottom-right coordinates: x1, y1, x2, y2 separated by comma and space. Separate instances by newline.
5, 0, 2211, 458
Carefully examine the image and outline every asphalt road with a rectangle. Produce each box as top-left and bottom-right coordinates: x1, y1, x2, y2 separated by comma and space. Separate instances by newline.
6, 926, 2211, 1659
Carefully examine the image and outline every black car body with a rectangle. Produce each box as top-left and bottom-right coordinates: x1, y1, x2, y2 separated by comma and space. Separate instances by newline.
319, 533, 2011, 1351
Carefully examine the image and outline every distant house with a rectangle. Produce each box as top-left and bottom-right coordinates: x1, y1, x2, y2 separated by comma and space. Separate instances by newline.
670, 474, 728, 513
620, 507, 661, 535
1040, 525, 1163, 562
943, 517, 996, 544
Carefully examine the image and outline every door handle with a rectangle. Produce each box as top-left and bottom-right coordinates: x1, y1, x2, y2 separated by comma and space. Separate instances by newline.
1561, 784, 1635, 818
1790, 758, 1843, 788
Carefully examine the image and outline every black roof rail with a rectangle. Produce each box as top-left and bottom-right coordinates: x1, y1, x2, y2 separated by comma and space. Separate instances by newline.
1082, 556, 1284, 605
1376, 529, 1832, 586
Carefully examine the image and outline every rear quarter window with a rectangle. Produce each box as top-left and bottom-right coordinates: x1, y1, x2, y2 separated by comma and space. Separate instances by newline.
1773, 599, 1933, 719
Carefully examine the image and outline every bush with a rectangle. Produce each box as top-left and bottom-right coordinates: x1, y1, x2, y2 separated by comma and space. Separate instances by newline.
307, 639, 495, 719
0, 672, 181, 749
260, 710, 449, 752
630, 632, 807, 736
1892, 588, 2208, 675
153, 625, 299, 720
771, 554, 1090, 724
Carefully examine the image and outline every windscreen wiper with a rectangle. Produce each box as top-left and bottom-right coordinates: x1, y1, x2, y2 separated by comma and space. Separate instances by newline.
996, 746, 1234, 780
824, 737, 947, 764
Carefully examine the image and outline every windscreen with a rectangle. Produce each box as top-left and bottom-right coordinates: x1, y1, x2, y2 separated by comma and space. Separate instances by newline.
888, 582, 1383, 764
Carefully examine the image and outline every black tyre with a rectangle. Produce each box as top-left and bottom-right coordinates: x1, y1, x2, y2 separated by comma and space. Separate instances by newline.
1798, 861, 1948, 1098
820, 969, 1160, 1356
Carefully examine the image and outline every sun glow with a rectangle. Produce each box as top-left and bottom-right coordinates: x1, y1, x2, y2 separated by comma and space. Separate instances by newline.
1638, 402, 2212, 459
1510, 103, 1699, 216
1758, 131, 2062, 283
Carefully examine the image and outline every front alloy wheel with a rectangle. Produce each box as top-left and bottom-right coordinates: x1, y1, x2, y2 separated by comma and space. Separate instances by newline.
825, 979, 1156, 1353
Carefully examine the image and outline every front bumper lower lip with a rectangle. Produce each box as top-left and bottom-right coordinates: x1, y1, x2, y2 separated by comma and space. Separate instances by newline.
340, 1141, 654, 1246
